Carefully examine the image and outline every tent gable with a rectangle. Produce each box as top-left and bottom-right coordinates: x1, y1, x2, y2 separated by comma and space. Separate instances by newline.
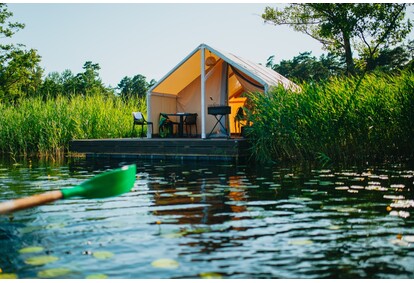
149, 43, 299, 97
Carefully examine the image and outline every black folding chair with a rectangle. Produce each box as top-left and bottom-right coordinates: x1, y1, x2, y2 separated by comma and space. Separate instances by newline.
184, 113, 198, 137
132, 112, 153, 137
158, 113, 179, 138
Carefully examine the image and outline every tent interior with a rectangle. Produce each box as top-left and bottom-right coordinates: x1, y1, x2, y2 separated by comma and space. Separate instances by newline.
148, 44, 293, 137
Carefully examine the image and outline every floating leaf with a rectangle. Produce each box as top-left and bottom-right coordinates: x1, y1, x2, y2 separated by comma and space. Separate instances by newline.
174, 191, 192, 196
390, 239, 409, 247
86, 273, 108, 279
390, 184, 405, 189
176, 187, 188, 191
37, 268, 71, 278
0, 273, 18, 279
200, 272, 222, 279
403, 235, 414, 243
25, 256, 59, 266
93, 251, 114, 260
19, 246, 44, 254
365, 185, 387, 191
45, 223, 66, 230
390, 200, 414, 208
288, 239, 313, 246
336, 207, 360, 213
335, 186, 349, 190
384, 195, 405, 200
350, 185, 364, 190
20, 225, 43, 234
328, 225, 341, 230
389, 210, 410, 218
319, 181, 334, 186
161, 232, 186, 239
151, 258, 179, 269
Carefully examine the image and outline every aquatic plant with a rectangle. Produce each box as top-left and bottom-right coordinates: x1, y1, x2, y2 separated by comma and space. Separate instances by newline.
0, 94, 146, 158
245, 71, 414, 163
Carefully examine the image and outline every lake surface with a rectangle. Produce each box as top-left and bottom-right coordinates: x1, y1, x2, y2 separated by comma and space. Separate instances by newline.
1, 157, 414, 279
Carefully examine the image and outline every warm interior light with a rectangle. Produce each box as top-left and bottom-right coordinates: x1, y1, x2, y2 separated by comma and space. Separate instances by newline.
205, 56, 216, 66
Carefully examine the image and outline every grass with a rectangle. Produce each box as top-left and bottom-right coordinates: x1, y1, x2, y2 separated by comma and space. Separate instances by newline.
245, 71, 414, 163
1, 71, 413, 164
0, 94, 146, 158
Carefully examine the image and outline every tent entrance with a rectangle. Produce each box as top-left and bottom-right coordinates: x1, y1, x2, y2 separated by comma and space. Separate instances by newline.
147, 43, 299, 138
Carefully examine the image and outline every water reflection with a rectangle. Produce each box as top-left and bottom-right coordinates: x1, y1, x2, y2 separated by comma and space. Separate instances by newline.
1, 157, 414, 279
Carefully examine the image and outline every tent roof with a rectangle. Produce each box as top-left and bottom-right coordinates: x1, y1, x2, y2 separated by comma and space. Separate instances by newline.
150, 43, 299, 95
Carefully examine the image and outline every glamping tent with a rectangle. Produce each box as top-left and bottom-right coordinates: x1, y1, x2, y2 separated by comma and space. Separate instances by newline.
147, 43, 299, 138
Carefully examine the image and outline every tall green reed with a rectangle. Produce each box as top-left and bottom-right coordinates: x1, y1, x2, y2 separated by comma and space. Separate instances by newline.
245, 71, 414, 163
0, 94, 146, 158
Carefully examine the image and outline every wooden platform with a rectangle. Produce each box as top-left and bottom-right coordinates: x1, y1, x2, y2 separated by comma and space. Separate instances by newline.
69, 138, 250, 162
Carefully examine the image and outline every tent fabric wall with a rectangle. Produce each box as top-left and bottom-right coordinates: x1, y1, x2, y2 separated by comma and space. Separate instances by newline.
149, 93, 177, 134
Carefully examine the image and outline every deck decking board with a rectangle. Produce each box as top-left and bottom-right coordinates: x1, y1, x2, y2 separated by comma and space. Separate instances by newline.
69, 138, 250, 161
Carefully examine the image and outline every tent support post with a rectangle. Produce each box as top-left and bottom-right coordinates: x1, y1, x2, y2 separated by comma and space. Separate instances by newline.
201, 45, 206, 139
146, 91, 152, 138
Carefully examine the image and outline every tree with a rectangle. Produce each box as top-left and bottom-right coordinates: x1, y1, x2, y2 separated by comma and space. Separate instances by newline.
72, 61, 114, 96
0, 3, 24, 43
0, 44, 43, 102
266, 52, 345, 82
262, 3, 412, 75
361, 43, 413, 72
0, 4, 43, 103
118, 74, 156, 100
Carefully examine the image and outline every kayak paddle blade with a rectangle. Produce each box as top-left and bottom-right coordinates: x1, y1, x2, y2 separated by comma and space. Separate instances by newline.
61, 164, 136, 199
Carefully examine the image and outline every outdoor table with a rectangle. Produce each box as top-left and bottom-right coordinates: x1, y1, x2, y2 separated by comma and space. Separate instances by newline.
165, 113, 192, 137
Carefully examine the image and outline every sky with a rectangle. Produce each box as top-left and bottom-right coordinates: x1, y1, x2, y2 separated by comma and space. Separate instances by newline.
5, 2, 414, 88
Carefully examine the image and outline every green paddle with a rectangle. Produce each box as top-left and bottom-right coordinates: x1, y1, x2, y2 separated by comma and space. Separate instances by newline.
0, 164, 136, 214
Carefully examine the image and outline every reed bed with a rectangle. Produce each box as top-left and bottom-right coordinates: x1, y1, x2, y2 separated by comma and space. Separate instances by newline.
0, 95, 146, 158
245, 71, 414, 163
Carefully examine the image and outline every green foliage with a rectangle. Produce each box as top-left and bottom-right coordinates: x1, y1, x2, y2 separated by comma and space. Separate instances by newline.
39, 63, 116, 100
266, 52, 346, 82
0, 4, 43, 103
262, 3, 412, 75
245, 71, 414, 163
0, 48, 43, 102
0, 3, 25, 38
361, 40, 414, 72
118, 74, 156, 100
267, 43, 413, 83
0, 94, 146, 157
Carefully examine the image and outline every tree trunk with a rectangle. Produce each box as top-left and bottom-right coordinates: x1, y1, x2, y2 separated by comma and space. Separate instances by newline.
343, 33, 355, 76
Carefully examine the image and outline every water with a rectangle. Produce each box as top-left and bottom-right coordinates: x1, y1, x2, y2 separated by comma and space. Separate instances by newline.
1, 157, 414, 279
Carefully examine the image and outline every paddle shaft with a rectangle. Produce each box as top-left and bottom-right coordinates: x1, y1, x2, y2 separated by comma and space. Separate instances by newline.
0, 190, 63, 214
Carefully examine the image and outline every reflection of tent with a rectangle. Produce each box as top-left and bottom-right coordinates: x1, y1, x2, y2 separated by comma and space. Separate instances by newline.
147, 43, 299, 138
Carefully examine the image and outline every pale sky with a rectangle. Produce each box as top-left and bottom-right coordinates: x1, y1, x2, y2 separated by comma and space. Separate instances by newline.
5, 3, 414, 88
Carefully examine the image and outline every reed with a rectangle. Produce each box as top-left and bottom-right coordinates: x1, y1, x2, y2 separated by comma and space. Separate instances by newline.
0, 94, 146, 157
245, 71, 414, 163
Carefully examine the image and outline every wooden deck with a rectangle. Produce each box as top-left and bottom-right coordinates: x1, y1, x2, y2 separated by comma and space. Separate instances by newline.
69, 137, 250, 162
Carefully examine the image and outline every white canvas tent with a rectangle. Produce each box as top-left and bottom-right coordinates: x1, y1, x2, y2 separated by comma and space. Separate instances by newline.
147, 43, 299, 138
